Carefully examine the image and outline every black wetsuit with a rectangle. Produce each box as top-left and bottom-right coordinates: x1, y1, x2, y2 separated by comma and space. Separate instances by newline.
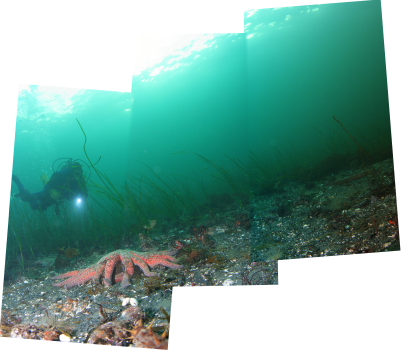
12, 163, 87, 213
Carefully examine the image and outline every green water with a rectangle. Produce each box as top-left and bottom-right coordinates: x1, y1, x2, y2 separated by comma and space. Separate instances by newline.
6, 0, 392, 272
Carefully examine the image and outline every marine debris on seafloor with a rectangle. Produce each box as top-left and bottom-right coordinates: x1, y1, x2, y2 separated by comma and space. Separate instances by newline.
2, 304, 169, 348
87, 306, 168, 348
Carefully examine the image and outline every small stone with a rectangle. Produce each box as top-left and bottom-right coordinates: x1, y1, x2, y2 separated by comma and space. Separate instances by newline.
122, 297, 138, 306
222, 279, 234, 286
129, 298, 138, 306
59, 333, 71, 342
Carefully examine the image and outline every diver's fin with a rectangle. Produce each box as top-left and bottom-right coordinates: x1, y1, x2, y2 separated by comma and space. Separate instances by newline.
12, 174, 22, 185
11, 176, 32, 201
12, 175, 27, 191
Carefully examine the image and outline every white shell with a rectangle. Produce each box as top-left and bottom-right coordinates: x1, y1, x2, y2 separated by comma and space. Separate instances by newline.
122, 297, 138, 306
129, 298, 138, 306
59, 334, 71, 342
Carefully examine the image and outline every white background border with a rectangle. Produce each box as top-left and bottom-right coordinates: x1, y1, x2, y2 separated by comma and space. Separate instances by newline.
0, 1, 399, 349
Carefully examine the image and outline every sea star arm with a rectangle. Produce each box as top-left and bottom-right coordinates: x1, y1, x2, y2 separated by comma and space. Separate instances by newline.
144, 257, 183, 269
52, 266, 98, 289
151, 249, 179, 256
130, 253, 158, 277
92, 263, 106, 283
50, 269, 82, 280
103, 252, 120, 286
119, 252, 136, 288
120, 272, 131, 288
147, 254, 178, 262
121, 253, 135, 275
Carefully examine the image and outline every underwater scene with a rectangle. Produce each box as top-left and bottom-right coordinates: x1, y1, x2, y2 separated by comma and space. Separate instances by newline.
1, 0, 399, 348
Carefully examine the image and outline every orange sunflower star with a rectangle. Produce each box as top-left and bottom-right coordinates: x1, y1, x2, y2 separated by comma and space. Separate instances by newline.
51, 249, 183, 289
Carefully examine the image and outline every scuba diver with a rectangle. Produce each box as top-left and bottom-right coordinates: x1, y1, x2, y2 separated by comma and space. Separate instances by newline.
12, 158, 88, 215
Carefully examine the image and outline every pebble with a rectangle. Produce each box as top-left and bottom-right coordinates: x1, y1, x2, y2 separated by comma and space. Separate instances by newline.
59, 334, 71, 342
222, 279, 234, 286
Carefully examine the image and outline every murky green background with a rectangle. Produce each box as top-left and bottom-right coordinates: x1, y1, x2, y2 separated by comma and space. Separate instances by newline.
6, 0, 391, 275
